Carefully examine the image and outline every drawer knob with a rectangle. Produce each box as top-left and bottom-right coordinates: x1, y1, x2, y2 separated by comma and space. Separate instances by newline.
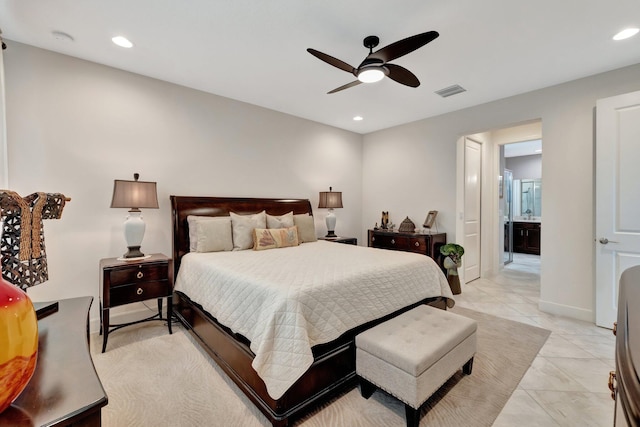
136, 287, 143, 295
414, 242, 420, 247
391, 239, 395, 244
136, 271, 144, 279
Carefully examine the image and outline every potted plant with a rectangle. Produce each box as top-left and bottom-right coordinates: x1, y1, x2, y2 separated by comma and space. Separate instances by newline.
440, 243, 464, 294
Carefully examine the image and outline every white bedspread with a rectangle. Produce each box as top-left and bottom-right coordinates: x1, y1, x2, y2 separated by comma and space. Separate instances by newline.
175, 240, 454, 399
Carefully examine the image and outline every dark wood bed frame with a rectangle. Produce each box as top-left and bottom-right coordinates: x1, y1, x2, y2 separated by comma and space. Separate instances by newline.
170, 195, 448, 426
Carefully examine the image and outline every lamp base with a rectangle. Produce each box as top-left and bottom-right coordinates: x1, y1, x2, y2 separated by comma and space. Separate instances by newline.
325, 230, 337, 238
122, 246, 145, 259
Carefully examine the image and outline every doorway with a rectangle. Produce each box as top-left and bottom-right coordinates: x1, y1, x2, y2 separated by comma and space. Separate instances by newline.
501, 139, 542, 275
456, 120, 541, 282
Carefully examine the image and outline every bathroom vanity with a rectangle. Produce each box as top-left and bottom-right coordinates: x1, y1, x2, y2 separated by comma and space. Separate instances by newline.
512, 221, 541, 255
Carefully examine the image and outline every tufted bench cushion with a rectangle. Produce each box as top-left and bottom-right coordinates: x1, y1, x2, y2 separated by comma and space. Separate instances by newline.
356, 304, 477, 427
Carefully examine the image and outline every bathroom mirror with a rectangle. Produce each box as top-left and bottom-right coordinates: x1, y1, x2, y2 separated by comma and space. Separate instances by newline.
520, 178, 542, 217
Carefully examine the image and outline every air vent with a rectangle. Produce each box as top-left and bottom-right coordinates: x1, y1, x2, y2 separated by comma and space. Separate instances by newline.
435, 84, 466, 98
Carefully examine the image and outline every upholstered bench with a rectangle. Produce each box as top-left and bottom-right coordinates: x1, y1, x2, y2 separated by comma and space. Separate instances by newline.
356, 304, 477, 427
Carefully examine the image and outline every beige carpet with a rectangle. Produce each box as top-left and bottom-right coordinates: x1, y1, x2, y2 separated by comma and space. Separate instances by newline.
92, 307, 550, 426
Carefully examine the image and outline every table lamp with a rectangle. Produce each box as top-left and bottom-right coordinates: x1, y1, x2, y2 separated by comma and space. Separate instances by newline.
110, 173, 158, 259
318, 186, 343, 238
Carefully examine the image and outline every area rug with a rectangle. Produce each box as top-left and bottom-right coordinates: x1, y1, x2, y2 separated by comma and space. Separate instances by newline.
92, 307, 550, 426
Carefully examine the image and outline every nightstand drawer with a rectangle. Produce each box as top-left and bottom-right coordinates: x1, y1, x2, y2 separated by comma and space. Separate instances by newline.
108, 263, 167, 286
110, 280, 170, 306
406, 236, 428, 254
371, 234, 409, 249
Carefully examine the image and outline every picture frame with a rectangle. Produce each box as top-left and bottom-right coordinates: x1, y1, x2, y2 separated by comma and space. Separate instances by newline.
423, 210, 438, 229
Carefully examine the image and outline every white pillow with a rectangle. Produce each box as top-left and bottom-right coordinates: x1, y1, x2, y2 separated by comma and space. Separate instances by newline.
293, 214, 317, 243
230, 211, 267, 250
266, 211, 294, 229
187, 215, 233, 252
187, 215, 221, 252
195, 218, 233, 252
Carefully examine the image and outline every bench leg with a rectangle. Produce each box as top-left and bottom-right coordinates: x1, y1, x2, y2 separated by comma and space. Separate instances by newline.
404, 404, 420, 427
463, 356, 474, 375
358, 377, 376, 399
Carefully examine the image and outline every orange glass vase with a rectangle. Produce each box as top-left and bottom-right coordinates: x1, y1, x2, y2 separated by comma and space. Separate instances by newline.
0, 273, 38, 413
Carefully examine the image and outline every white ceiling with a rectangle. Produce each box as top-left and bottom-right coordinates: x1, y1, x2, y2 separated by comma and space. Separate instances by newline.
504, 140, 542, 158
1, 0, 639, 134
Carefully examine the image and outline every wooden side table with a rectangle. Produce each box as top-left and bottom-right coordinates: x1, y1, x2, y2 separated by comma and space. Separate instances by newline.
367, 229, 447, 273
319, 236, 358, 245
99, 253, 173, 352
0, 297, 107, 427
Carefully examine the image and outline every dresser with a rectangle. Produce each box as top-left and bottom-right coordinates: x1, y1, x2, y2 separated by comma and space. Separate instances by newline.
613, 266, 640, 427
368, 229, 446, 270
0, 297, 107, 426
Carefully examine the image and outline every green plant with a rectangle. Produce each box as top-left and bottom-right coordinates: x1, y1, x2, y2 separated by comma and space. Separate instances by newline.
440, 243, 465, 265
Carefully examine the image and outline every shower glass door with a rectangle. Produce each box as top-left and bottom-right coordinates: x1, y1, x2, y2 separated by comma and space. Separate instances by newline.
503, 169, 514, 264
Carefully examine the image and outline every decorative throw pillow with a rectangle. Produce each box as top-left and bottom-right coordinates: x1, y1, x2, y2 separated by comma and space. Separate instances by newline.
266, 211, 294, 229
230, 211, 267, 250
253, 226, 299, 251
195, 218, 233, 252
293, 214, 317, 243
187, 215, 232, 252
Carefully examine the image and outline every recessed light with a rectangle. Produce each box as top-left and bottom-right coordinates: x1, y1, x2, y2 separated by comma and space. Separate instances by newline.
353, 116, 363, 121
534, 149, 542, 153
613, 28, 639, 41
112, 36, 133, 48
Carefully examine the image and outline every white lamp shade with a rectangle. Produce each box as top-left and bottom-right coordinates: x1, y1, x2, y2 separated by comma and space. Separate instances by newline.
318, 189, 343, 209
110, 179, 158, 210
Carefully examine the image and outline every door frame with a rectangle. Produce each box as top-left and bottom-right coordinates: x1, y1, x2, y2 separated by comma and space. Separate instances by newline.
456, 121, 542, 282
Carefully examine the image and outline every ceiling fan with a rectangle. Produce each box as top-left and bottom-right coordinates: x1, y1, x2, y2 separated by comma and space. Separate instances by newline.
307, 31, 439, 94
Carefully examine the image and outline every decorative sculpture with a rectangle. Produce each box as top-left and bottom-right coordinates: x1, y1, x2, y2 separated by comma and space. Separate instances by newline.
381, 211, 389, 229
0, 191, 68, 290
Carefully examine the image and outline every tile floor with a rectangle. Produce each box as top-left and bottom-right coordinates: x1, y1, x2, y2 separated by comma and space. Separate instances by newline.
456, 253, 616, 427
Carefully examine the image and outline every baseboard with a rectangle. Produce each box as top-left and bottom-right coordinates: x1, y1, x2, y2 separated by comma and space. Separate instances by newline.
538, 299, 594, 323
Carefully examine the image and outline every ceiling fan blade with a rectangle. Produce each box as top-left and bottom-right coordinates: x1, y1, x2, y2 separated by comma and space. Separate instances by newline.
368, 31, 439, 63
385, 64, 420, 87
327, 80, 362, 94
307, 48, 355, 74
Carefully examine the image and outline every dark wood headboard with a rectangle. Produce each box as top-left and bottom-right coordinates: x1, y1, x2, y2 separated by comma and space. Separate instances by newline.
170, 196, 313, 280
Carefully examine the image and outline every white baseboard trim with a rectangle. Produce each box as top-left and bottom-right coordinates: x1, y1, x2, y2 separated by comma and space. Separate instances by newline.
538, 299, 594, 323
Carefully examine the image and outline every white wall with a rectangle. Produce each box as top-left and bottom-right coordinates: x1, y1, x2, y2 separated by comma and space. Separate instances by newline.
3, 42, 363, 330
363, 63, 640, 322
506, 155, 541, 180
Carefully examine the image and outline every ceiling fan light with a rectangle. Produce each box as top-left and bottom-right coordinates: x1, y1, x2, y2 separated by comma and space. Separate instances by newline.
358, 68, 385, 83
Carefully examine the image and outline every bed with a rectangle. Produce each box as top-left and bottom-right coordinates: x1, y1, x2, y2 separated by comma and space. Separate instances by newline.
170, 196, 454, 426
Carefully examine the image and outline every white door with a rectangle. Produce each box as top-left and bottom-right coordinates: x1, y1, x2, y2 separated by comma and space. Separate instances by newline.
595, 90, 640, 328
464, 138, 481, 282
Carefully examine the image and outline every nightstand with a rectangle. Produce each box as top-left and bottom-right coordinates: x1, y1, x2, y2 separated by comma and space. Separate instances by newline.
99, 253, 173, 352
319, 236, 358, 245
